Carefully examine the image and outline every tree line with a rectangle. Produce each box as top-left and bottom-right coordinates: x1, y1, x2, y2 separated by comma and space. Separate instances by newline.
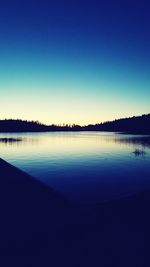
0, 114, 150, 133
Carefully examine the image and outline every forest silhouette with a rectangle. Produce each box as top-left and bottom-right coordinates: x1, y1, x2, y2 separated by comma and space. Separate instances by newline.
0, 114, 149, 133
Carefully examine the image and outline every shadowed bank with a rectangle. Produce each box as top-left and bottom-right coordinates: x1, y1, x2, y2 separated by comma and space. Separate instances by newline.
0, 159, 150, 267
0, 158, 74, 244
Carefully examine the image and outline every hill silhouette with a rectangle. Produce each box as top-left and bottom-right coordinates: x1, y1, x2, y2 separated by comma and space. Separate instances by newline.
0, 114, 150, 133
85, 114, 150, 134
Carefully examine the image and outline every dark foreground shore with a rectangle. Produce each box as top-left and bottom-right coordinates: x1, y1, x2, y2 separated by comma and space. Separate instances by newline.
0, 159, 150, 267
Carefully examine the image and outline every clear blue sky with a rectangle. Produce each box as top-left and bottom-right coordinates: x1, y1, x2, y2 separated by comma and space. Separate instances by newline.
0, 0, 150, 125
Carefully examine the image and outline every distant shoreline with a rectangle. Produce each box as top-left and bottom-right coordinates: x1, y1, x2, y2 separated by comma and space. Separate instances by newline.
0, 114, 150, 134
0, 130, 150, 135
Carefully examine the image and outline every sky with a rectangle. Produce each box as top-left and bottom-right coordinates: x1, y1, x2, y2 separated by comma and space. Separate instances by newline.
0, 0, 150, 125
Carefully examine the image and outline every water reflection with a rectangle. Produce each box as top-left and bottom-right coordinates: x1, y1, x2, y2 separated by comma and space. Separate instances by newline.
115, 135, 150, 149
1, 133, 150, 149
0, 136, 39, 146
0, 132, 150, 204
0, 138, 22, 143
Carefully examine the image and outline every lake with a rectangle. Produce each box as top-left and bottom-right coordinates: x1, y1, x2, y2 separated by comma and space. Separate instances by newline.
0, 132, 150, 204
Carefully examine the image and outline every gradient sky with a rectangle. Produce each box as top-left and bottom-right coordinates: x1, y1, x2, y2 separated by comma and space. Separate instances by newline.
0, 0, 150, 125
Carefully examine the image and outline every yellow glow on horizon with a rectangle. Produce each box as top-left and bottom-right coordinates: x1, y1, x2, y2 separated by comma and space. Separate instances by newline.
1, 85, 150, 126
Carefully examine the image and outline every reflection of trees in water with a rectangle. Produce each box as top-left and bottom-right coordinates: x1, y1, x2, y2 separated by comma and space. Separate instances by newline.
115, 136, 150, 149
0, 137, 39, 146
0, 138, 22, 143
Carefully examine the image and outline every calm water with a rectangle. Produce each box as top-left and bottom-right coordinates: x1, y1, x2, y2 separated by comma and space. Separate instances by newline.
0, 132, 150, 204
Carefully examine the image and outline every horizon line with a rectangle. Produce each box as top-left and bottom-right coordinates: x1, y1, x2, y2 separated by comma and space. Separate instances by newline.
0, 113, 149, 127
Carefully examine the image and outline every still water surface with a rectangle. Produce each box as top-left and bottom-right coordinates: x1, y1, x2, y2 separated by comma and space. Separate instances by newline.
0, 132, 150, 204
